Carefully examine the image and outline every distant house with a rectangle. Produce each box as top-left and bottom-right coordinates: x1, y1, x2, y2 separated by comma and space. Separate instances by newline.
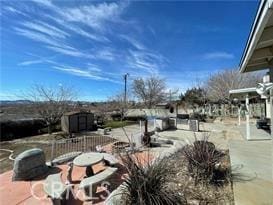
155, 102, 177, 114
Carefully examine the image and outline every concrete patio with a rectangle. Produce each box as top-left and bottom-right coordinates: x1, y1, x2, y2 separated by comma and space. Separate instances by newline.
238, 122, 272, 140
0, 151, 152, 205
229, 140, 273, 205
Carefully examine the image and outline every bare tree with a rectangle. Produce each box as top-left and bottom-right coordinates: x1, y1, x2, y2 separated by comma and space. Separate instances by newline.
204, 68, 262, 102
27, 85, 77, 134
107, 92, 125, 112
132, 76, 166, 108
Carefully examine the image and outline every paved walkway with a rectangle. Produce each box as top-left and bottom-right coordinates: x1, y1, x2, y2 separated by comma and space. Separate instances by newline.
238, 123, 272, 140
0, 164, 108, 205
229, 140, 273, 205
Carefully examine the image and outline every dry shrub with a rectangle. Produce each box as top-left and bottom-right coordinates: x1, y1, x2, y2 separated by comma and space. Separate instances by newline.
119, 152, 186, 205
183, 134, 227, 184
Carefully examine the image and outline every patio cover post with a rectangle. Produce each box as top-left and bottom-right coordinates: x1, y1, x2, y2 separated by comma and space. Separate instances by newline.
270, 68, 273, 138
269, 89, 273, 138
238, 106, 241, 126
246, 94, 250, 140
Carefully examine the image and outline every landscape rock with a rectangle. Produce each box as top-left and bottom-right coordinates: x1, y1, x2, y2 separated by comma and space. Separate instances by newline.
12, 148, 48, 181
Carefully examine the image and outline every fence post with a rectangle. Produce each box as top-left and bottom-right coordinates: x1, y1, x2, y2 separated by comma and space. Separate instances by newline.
51, 140, 55, 163
84, 136, 87, 152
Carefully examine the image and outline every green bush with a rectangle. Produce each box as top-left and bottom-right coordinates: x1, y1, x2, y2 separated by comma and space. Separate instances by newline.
189, 113, 207, 122
102, 120, 136, 129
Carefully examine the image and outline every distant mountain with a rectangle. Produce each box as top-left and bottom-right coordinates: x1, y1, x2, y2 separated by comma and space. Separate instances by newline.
0, 100, 32, 105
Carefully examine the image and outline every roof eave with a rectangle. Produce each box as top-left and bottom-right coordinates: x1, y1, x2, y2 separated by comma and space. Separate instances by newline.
239, 0, 273, 73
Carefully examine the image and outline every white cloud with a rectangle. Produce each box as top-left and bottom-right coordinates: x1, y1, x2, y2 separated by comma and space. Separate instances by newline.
70, 26, 109, 42
33, 0, 128, 31
53, 66, 119, 83
31, 0, 55, 8
95, 48, 116, 61
18, 59, 44, 66
14, 24, 115, 60
43, 14, 110, 42
20, 20, 69, 39
14, 27, 86, 58
3, 6, 27, 16
87, 63, 102, 72
127, 50, 167, 74
119, 34, 145, 50
11, 1, 133, 62
202, 51, 234, 60
47, 46, 93, 58
59, 2, 126, 31
10, 0, 169, 81
14, 27, 63, 47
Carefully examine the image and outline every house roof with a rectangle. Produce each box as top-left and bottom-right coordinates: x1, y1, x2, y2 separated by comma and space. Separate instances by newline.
125, 109, 172, 119
240, 0, 273, 73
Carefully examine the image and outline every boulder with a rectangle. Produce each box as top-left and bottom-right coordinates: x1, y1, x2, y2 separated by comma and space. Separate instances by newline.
12, 148, 48, 181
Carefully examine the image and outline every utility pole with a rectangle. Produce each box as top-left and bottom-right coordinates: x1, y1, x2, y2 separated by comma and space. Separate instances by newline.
123, 73, 129, 119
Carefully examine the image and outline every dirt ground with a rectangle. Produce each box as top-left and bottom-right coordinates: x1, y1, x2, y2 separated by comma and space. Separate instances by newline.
0, 132, 114, 173
0, 117, 245, 174
166, 150, 234, 204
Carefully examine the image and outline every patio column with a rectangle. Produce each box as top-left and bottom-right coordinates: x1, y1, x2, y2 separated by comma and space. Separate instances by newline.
246, 94, 250, 140
269, 89, 273, 139
238, 106, 241, 126
270, 68, 273, 138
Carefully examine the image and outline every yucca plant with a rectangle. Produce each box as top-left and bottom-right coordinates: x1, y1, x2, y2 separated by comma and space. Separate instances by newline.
183, 134, 224, 184
119, 152, 186, 205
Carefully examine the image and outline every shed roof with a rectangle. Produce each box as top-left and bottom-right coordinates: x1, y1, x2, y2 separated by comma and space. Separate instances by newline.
63, 111, 92, 116
240, 0, 273, 73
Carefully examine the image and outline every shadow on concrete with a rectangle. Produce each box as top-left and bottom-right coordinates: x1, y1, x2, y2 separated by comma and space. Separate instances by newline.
168, 128, 211, 133
84, 163, 127, 204
231, 164, 257, 183
31, 166, 62, 181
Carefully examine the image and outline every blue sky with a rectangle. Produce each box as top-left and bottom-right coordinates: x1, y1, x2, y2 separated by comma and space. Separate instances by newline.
0, 0, 259, 101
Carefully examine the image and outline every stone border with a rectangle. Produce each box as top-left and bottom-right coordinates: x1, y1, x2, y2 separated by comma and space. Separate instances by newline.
105, 138, 185, 205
